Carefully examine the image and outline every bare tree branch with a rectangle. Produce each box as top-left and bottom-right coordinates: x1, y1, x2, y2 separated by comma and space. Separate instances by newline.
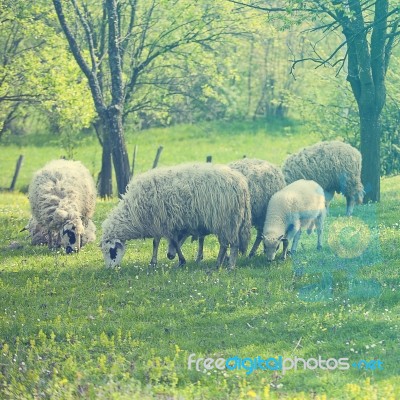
385, 18, 399, 72
52, 0, 105, 111
0, 94, 41, 102
0, 102, 19, 139
371, 0, 388, 112
71, 0, 98, 72
227, 0, 322, 13
106, 0, 124, 106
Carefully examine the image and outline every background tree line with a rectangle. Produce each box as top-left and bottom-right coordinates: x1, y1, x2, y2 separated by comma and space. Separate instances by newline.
1, 0, 399, 200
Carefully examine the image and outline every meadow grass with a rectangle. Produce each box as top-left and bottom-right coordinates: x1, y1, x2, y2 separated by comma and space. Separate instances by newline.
0, 119, 316, 193
0, 120, 399, 399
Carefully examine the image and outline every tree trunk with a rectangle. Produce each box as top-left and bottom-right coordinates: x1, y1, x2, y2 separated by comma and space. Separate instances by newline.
103, 106, 130, 196
99, 132, 113, 198
94, 120, 113, 198
359, 109, 381, 202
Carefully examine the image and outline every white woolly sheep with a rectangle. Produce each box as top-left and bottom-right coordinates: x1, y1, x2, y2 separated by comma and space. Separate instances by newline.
166, 158, 286, 261
100, 163, 251, 269
22, 217, 96, 248
263, 179, 327, 261
282, 141, 364, 216
28, 159, 97, 253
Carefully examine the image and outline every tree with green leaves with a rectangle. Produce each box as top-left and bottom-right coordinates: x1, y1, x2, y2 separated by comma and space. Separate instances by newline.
229, 0, 400, 202
52, 0, 248, 197
0, 1, 94, 139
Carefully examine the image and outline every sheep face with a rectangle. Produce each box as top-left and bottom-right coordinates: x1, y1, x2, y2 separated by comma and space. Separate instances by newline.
263, 235, 283, 261
101, 239, 125, 268
346, 189, 364, 216
60, 222, 81, 253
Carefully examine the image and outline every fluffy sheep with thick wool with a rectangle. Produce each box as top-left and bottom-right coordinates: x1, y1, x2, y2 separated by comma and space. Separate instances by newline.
229, 158, 287, 256
167, 158, 286, 260
282, 141, 364, 216
23, 217, 96, 248
263, 179, 326, 261
101, 163, 251, 269
28, 159, 96, 253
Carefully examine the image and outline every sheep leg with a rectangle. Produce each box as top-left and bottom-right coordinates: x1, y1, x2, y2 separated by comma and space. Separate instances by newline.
171, 239, 186, 267
48, 230, 53, 249
228, 246, 238, 270
216, 245, 228, 268
77, 234, 81, 252
291, 229, 302, 254
248, 230, 263, 258
149, 238, 160, 267
195, 236, 205, 263
167, 233, 190, 260
316, 215, 324, 250
167, 239, 177, 260
56, 231, 62, 248
346, 195, 354, 216
281, 239, 289, 260
324, 191, 334, 215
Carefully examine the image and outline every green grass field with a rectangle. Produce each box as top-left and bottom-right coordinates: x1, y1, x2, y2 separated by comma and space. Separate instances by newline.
0, 120, 399, 399
0, 119, 316, 193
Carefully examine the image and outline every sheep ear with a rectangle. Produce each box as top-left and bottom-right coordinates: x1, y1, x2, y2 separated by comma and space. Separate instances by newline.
278, 235, 284, 241
115, 241, 123, 250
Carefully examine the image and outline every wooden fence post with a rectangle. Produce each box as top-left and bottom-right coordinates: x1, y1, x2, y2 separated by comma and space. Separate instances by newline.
9, 155, 24, 191
131, 144, 138, 177
152, 146, 164, 168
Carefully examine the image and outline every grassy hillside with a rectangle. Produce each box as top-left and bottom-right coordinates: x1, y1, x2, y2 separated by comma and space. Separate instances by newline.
0, 121, 399, 399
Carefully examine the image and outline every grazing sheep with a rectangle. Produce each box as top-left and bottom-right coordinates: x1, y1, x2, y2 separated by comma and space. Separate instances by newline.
28, 159, 97, 253
22, 217, 96, 248
263, 179, 326, 261
22, 217, 59, 246
282, 141, 364, 216
166, 158, 286, 260
100, 163, 251, 269
229, 158, 287, 256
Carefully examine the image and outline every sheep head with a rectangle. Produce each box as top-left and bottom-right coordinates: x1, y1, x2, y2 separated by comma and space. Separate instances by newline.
101, 239, 126, 268
346, 185, 365, 216
263, 234, 284, 261
60, 220, 84, 253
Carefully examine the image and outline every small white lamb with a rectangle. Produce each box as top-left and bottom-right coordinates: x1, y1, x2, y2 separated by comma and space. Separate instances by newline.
263, 179, 327, 261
